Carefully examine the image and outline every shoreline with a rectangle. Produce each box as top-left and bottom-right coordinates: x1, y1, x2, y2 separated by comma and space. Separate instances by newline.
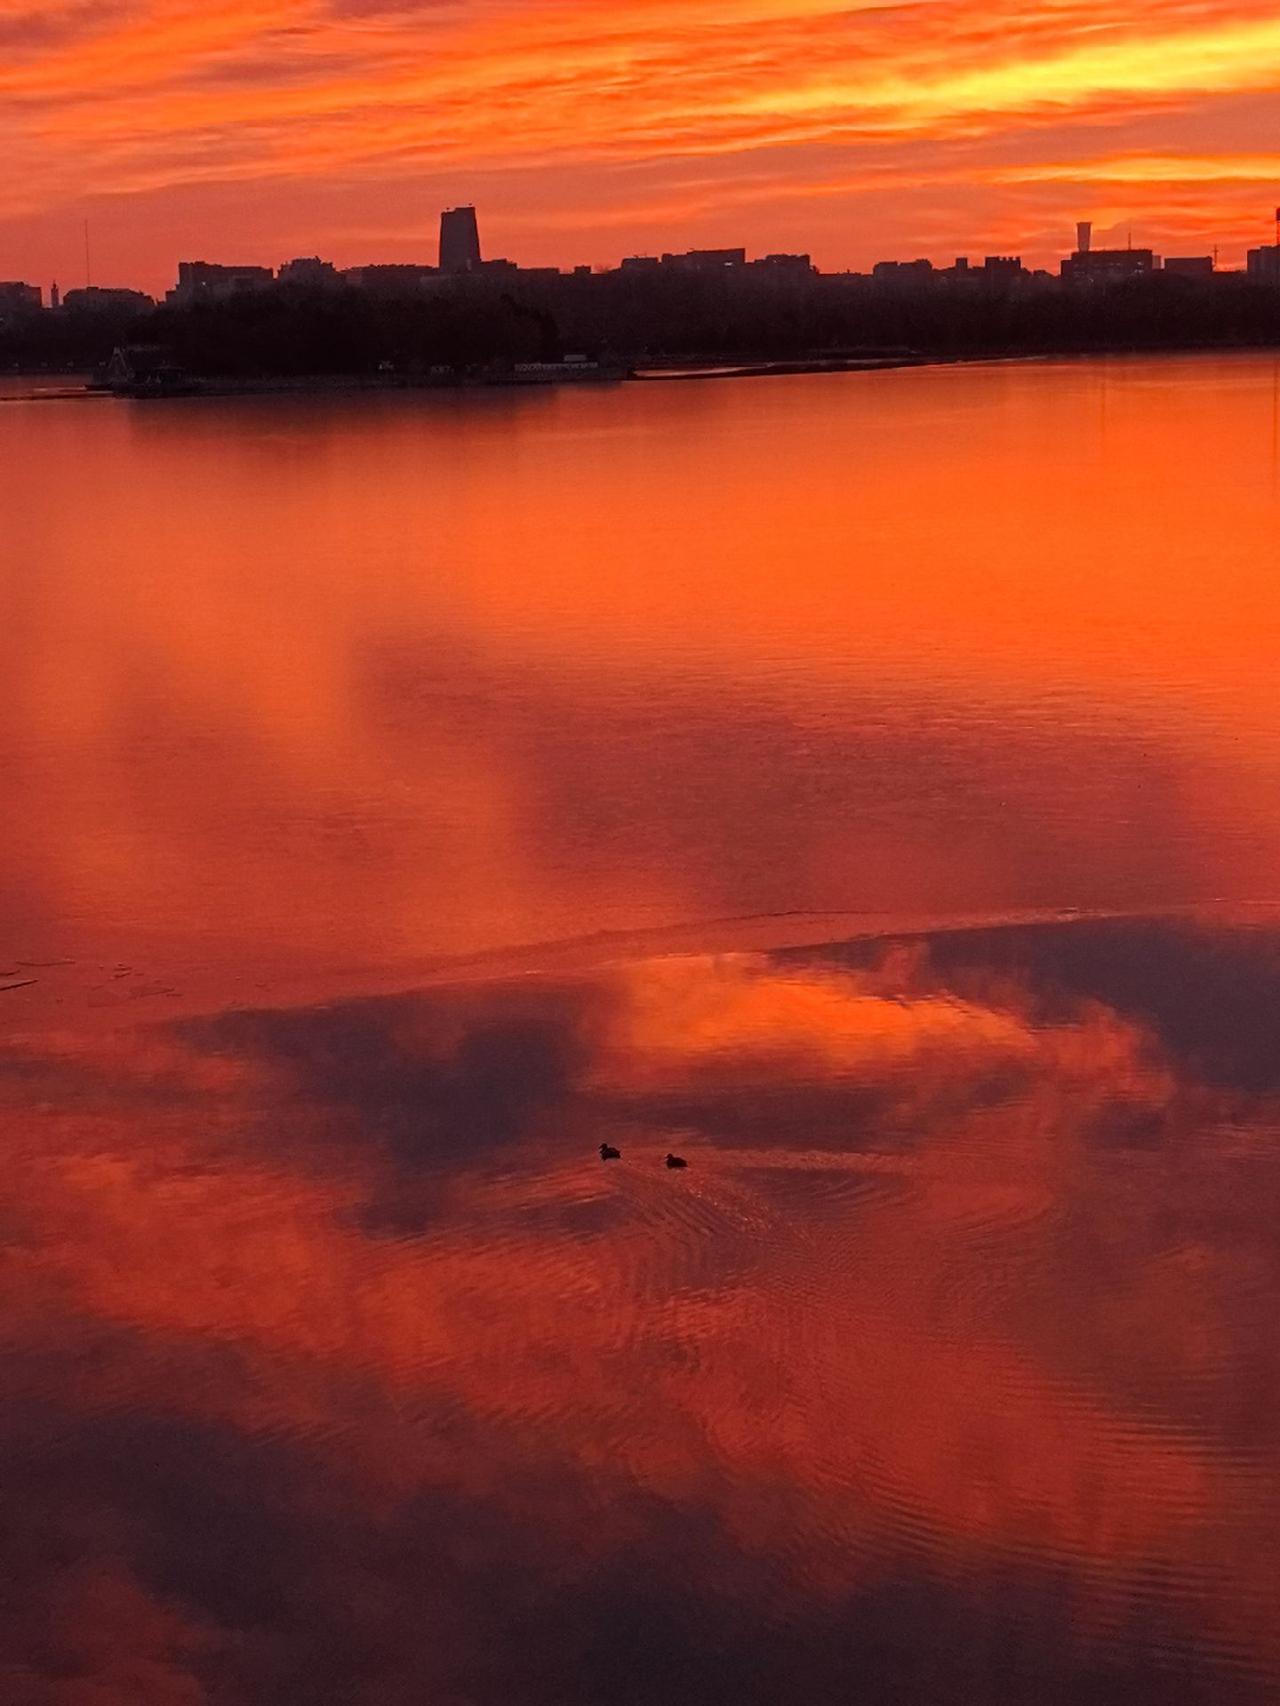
629, 353, 924, 381
2, 341, 1275, 405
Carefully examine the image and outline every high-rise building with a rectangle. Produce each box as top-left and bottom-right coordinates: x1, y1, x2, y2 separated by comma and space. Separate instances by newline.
439, 206, 482, 273
1077, 221, 1093, 256
1247, 246, 1280, 283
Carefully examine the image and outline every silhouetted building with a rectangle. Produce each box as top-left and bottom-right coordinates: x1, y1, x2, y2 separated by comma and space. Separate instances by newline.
342, 264, 439, 294
0, 280, 41, 316
440, 206, 482, 273
277, 257, 340, 289
872, 259, 934, 285
1076, 221, 1093, 255
62, 285, 153, 313
751, 253, 815, 275
1163, 256, 1214, 279
49, 281, 60, 311
982, 255, 1024, 280
618, 249, 749, 275
1246, 247, 1280, 283
475, 263, 563, 282
1061, 248, 1156, 284
169, 262, 274, 305
661, 248, 747, 271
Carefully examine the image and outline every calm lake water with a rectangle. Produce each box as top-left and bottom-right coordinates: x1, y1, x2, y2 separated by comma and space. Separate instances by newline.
2, 357, 1278, 1703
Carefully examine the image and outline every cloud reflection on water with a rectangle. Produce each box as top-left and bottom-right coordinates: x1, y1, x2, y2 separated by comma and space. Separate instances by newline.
1, 919, 1277, 1703
7, 365, 1280, 987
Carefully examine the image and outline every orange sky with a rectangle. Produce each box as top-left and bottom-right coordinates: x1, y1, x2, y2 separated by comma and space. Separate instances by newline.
1, 0, 1279, 293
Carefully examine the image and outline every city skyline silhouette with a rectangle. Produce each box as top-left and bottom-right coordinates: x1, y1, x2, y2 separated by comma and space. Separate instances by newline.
3, 1, 1280, 292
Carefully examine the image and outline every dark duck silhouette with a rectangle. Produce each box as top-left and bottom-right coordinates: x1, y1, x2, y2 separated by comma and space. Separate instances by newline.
599, 1143, 622, 1161
665, 1153, 688, 1170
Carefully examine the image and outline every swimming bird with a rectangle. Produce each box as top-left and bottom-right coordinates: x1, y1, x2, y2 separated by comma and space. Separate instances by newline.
665, 1153, 688, 1169
599, 1143, 622, 1161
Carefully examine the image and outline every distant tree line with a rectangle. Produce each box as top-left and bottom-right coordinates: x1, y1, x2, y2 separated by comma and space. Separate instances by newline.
4, 268, 1280, 377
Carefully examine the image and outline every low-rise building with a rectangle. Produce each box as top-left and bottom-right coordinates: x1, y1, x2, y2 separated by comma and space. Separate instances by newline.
661, 248, 747, 271
1163, 257, 1215, 279
342, 264, 440, 295
1061, 248, 1156, 284
751, 253, 815, 275
276, 257, 340, 289
62, 286, 154, 313
1246, 247, 1280, 283
872, 259, 935, 285
168, 262, 274, 306
0, 281, 41, 317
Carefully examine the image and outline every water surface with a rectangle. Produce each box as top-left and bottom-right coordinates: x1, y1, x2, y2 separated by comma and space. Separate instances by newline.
4, 355, 1280, 996
2, 358, 1278, 1703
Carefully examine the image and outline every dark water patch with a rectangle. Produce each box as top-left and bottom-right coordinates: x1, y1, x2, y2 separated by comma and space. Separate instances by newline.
184, 980, 599, 1155
796, 918, 1280, 1094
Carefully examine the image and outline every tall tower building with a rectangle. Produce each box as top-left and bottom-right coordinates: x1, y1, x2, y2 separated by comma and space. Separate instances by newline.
1076, 221, 1093, 255
439, 206, 482, 273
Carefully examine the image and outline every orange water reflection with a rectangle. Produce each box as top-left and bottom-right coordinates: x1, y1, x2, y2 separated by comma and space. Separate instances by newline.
2, 919, 1277, 1702
3, 356, 1280, 1011
3, 361, 1280, 1701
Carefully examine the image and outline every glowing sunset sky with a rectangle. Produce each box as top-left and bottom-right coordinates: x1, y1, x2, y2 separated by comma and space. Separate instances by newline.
2, 0, 1279, 292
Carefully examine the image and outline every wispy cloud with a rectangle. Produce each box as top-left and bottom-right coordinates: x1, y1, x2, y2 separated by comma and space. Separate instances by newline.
1, 0, 1278, 283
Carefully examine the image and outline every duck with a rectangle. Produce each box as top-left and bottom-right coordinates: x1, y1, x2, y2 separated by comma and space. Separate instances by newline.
599, 1143, 622, 1161
665, 1153, 688, 1170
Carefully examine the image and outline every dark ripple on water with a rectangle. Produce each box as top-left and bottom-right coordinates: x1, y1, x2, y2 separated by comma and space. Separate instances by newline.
4, 924, 1280, 1703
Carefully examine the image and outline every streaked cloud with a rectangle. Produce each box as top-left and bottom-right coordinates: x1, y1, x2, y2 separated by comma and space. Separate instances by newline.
1001, 150, 1280, 183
